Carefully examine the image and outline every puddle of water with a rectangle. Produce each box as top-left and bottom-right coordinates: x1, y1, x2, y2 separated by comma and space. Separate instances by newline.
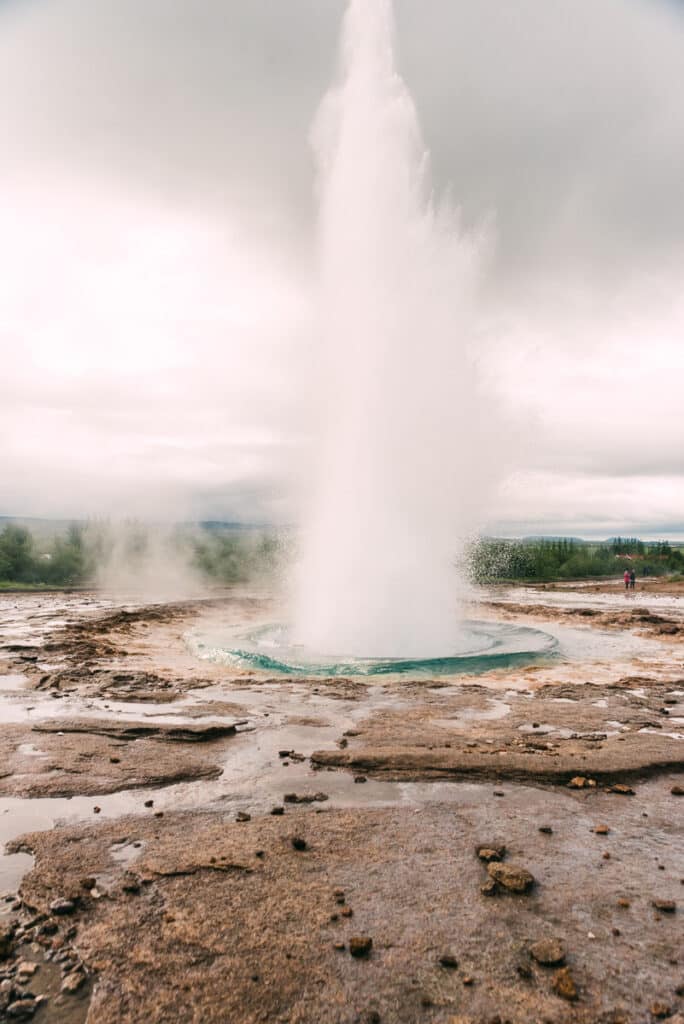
432, 700, 511, 731
0, 673, 28, 691
17, 743, 48, 758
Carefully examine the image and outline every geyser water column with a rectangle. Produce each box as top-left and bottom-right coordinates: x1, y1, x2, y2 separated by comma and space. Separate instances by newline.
292, 0, 488, 659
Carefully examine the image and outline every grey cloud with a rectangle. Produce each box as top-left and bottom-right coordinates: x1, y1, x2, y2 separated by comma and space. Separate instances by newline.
1, 0, 683, 532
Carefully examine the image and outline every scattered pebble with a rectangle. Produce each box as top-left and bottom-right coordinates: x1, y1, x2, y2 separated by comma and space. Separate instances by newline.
487, 862, 535, 894
354, 776, 367, 784
607, 784, 635, 796
61, 970, 86, 994
538, 826, 553, 835
568, 776, 596, 789
651, 1003, 672, 1019
552, 966, 578, 1001
349, 936, 372, 958
144, 800, 154, 808
6, 999, 38, 1019
16, 961, 38, 977
283, 792, 328, 804
439, 954, 458, 969
530, 939, 565, 966
671, 786, 684, 797
593, 824, 610, 835
236, 812, 251, 823
271, 807, 285, 816
93, 806, 101, 814
291, 836, 307, 851
49, 898, 75, 916
477, 845, 506, 863
652, 900, 676, 914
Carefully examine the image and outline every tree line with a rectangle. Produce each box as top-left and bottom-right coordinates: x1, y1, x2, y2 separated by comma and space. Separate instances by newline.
468, 536, 684, 583
1, 522, 682, 589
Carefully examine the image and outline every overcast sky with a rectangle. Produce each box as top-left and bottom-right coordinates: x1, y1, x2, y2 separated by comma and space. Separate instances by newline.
1, 0, 683, 537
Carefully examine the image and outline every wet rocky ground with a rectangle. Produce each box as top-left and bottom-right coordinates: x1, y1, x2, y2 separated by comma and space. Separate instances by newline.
0, 584, 682, 1023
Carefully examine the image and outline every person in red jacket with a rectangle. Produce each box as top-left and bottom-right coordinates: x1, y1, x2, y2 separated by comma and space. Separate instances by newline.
623, 569, 630, 590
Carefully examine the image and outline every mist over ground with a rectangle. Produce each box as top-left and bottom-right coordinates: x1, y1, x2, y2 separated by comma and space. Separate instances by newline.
1, 0, 683, 536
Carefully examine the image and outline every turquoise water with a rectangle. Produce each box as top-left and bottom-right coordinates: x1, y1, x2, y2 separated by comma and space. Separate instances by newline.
191, 621, 559, 677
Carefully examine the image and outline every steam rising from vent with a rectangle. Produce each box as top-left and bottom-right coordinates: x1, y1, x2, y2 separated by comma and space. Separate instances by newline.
292, 0, 497, 658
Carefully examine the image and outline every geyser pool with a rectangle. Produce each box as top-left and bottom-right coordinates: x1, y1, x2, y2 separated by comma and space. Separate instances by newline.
191, 622, 558, 678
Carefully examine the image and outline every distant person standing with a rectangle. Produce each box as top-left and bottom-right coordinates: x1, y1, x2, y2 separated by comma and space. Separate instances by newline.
629, 568, 636, 589
623, 569, 630, 590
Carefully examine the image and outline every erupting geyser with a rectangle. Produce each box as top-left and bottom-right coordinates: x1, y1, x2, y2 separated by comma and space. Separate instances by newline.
292, 0, 491, 658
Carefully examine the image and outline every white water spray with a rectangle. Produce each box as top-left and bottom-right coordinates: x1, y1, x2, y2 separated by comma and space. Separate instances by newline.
293, 0, 491, 658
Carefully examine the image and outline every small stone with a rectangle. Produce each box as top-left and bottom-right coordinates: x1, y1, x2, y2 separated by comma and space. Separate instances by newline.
480, 879, 498, 897
651, 1003, 672, 1019
603, 852, 611, 860
341, 907, 353, 918
617, 898, 631, 908
594, 825, 610, 835
49, 899, 75, 916
109, 757, 120, 764
653, 900, 676, 913
487, 862, 535, 894
607, 784, 635, 796
516, 962, 533, 979
538, 826, 553, 834
154, 811, 164, 818
349, 936, 372, 958
671, 786, 684, 796
271, 806, 285, 816
291, 836, 307, 851
17, 961, 39, 977
439, 954, 459, 968
552, 966, 578, 1001
530, 939, 565, 966
144, 800, 154, 808
612, 927, 621, 936
255, 850, 265, 859
492, 791, 505, 797
93, 806, 101, 814
6, 1000, 37, 1020
236, 811, 251, 823
477, 845, 506, 863
278, 750, 290, 758
122, 875, 140, 894
80, 877, 96, 890
354, 776, 367, 784
462, 976, 474, 986
60, 972, 85, 996
568, 776, 595, 789
333, 942, 345, 951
